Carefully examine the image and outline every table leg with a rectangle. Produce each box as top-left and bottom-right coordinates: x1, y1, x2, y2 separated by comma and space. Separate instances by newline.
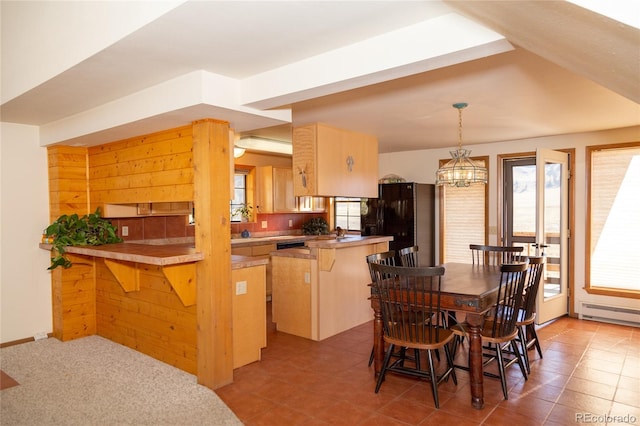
466, 312, 485, 409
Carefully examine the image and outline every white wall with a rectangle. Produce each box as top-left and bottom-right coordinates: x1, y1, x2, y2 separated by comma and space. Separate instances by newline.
0, 0, 185, 103
0, 123, 52, 343
379, 125, 640, 315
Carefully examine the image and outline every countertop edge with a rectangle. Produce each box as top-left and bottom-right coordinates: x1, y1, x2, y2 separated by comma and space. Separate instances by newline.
305, 235, 393, 249
231, 255, 270, 269
39, 243, 204, 266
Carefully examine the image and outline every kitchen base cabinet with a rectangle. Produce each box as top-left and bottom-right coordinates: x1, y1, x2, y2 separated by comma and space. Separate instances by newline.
231, 243, 275, 298
271, 255, 312, 339
231, 263, 267, 368
270, 236, 392, 341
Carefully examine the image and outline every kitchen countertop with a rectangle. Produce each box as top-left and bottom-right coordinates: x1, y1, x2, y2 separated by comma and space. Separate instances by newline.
231, 254, 269, 269
39, 235, 391, 266
271, 235, 393, 259
40, 242, 203, 266
305, 235, 393, 249
230, 234, 309, 247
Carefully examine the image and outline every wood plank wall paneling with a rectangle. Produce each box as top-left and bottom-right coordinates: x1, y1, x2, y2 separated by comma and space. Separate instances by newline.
50, 254, 96, 340
47, 146, 89, 221
95, 260, 197, 374
47, 147, 95, 341
87, 126, 194, 208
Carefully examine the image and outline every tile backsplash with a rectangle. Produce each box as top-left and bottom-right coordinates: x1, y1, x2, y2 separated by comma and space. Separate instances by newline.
111, 216, 194, 241
231, 212, 328, 237
110, 211, 329, 241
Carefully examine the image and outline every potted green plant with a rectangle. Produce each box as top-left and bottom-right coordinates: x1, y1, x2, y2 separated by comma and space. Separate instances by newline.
232, 204, 253, 222
302, 217, 329, 235
44, 207, 123, 270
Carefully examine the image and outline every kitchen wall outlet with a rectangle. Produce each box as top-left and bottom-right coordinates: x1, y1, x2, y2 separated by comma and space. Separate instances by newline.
261, 221, 268, 229
122, 226, 129, 236
34, 332, 48, 341
288, 219, 293, 227
235, 280, 247, 295
304, 272, 310, 284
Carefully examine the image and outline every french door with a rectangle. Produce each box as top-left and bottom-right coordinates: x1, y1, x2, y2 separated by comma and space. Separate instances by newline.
504, 149, 569, 324
535, 149, 569, 324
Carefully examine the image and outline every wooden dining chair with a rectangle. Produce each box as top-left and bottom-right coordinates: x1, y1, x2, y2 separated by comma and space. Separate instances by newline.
398, 245, 419, 267
370, 262, 457, 408
450, 261, 529, 400
366, 251, 396, 366
469, 244, 524, 266
515, 256, 546, 374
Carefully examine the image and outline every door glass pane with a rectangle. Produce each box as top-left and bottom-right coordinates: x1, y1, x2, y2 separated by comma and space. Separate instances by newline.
512, 164, 536, 239
543, 162, 562, 298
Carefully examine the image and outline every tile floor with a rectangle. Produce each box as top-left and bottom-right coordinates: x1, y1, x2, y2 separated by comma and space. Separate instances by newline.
215, 304, 640, 425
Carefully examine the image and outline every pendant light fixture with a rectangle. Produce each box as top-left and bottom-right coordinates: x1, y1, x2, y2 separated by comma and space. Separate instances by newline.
435, 102, 487, 187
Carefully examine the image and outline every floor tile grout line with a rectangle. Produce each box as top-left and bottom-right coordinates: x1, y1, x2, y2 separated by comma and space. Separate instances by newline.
539, 321, 619, 425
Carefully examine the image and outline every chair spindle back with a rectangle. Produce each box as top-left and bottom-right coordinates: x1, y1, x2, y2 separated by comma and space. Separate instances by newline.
487, 262, 529, 339
470, 244, 524, 266
369, 263, 447, 345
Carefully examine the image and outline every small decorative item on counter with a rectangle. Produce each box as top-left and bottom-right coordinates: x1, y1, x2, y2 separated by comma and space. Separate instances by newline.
302, 217, 329, 235
335, 226, 346, 238
41, 230, 54, 244
44, 207, 123, 270
241, 229, 251, 238
379, 174, 406, 184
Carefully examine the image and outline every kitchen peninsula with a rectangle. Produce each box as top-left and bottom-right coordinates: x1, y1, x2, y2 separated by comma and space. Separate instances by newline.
40, 240, 268, 370
270, 235, 392, 341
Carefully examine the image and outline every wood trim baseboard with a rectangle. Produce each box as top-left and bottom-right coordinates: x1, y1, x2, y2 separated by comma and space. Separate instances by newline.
0, 333, 53, 349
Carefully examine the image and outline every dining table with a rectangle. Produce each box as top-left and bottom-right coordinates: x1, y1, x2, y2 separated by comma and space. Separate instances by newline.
370, 262, 503, 410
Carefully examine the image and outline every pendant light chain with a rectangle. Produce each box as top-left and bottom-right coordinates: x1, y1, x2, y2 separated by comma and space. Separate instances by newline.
457, 105, 463, 150
435, 102, 488, 187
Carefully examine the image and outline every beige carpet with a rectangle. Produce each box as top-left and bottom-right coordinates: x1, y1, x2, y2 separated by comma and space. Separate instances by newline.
0, 335, 241, 425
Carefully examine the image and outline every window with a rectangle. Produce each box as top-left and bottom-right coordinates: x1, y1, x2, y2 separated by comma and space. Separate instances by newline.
335, 197, 361, 231
439, 157, 488, 263
230, 170, 248, 222
586, 143, 640, 298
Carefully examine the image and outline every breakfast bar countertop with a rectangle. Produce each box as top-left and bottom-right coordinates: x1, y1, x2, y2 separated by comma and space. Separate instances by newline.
39, 242, 203, 266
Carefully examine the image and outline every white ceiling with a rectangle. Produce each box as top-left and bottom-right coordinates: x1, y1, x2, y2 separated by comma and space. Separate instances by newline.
1, 1, 638, 153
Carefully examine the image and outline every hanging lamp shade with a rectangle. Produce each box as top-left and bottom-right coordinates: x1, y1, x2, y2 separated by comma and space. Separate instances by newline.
435, 103, 487, 187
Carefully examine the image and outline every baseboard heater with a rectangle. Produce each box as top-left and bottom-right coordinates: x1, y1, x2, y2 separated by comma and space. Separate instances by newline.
579, 303, 640, 327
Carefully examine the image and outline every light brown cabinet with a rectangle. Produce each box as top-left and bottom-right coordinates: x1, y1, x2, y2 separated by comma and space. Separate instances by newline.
292, 123, 378, 198
102, 201, 192, 218
231, 264, 267, 368
256, 166, 296, 213
297, 196, 326, 212
231, 243, 276, 298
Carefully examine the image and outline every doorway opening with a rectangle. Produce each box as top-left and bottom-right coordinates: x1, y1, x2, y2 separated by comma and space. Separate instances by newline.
500, 149, 574, 323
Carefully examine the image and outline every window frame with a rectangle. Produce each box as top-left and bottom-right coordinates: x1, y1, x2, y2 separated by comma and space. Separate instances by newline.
230, 166, 255, 222
586, 141, 640, 299
334, 197, 362, 231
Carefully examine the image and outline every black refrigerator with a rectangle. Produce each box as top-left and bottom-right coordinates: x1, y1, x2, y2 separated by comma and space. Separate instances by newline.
361, 182, 435, 266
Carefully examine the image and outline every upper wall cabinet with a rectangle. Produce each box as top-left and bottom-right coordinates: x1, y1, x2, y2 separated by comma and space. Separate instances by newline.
256, 166, 296, 213
103, 202, 192, 218
292, 123, 378, 198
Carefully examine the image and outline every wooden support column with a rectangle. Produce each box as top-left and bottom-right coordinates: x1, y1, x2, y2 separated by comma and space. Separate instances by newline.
47, 146, 96, 341
192, 119, 233, 389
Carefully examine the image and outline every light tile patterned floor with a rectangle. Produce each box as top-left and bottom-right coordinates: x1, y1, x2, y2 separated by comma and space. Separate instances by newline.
215, 304, 639, 425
